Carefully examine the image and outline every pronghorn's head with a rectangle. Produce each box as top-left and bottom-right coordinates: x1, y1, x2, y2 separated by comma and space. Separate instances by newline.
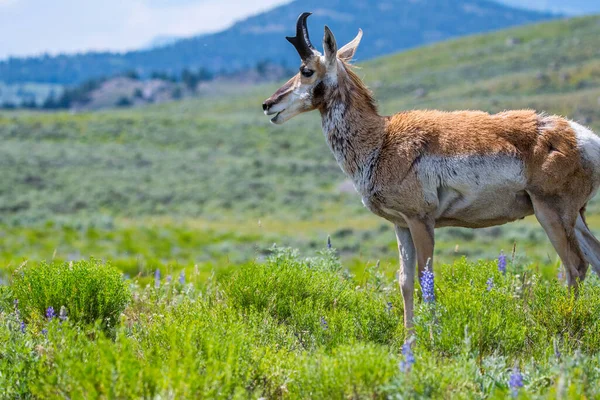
262, 12, 363, 125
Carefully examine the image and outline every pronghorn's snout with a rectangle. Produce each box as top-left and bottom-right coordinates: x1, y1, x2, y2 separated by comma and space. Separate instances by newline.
262, 97, 280, 116
262, 96, 286, 124
262, 81, 296, 124
262, 98, 277, 114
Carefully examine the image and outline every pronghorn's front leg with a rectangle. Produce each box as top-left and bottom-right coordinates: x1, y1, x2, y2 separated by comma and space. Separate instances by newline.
406, 217, 436, 279
395, 225, 416, 332
400, 217, 435, 331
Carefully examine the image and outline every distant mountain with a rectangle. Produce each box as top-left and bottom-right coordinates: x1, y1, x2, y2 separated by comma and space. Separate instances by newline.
145, 35, 183, 50
497, 1, 600, 15
0, 0, 556, 85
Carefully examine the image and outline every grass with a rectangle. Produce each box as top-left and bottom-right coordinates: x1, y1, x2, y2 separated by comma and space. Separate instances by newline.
2, 250, 600, 398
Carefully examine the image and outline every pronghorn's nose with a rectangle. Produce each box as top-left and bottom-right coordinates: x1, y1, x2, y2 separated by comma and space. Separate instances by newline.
262, 102, 268, 111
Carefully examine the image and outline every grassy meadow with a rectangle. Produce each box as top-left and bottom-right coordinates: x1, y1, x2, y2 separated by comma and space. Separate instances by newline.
2, 15, 600, 398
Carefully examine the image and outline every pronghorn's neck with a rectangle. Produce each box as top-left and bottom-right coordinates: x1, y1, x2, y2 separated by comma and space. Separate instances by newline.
319, 63, 385, 193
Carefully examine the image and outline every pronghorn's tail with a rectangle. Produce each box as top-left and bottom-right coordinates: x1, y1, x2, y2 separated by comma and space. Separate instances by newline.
570, 120, 600, 187
575, 210, 600, 276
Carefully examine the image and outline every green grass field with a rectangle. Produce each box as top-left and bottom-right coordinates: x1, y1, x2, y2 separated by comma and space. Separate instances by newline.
2, 15, 600, 398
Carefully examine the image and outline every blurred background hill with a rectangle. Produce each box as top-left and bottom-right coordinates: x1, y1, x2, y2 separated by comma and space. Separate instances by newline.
499, 0, 600, 15
1, 11, 600, 273
0, 0, 599, 273
3, 0, 599, 110
2, 0, 557, 103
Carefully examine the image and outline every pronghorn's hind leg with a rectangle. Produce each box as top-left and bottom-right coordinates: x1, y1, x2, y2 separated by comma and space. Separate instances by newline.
530, 196, 587, 289
575, 207, 600, 279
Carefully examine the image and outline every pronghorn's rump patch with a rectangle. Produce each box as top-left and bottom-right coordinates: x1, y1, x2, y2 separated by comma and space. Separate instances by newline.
571, 121, 600, 191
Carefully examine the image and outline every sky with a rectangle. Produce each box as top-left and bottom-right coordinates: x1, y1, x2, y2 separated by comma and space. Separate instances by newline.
0, 0, 290, 59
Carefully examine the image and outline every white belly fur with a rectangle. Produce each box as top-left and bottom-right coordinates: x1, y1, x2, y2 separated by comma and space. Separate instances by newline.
416, 155, 532, 225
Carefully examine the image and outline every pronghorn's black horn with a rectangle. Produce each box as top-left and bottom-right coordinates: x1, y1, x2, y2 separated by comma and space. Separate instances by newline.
286, 12, 316, 60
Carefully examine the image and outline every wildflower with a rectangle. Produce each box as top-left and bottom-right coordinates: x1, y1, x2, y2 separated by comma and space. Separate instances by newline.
553, 338, 561, 360
166, 275, 172, 284
14, 299, 20, 318
46, 306, 56, 320
154, 269, 161, 288
498, 251, 507, 274
327, 235, 332, 249
385, 302, 393, 313
509, 365, 524, 397
179, 271, 185, 285
399, 342, 415, 372
59, 306, 68, 322
41, 328, 48, 336
420, 265, 435, 303
320, 316, 328, 330
486, 277, 494, 291
20, 321, 26, 333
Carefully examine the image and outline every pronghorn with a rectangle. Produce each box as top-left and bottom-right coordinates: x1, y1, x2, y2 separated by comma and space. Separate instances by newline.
262, 13, 600, 330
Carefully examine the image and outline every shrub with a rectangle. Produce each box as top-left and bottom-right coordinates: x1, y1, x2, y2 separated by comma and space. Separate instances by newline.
224, 247, 402, 349
11, 259, 130, 332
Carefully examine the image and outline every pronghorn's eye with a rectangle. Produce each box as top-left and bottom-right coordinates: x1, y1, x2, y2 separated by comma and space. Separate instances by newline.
301, 68, 314, 78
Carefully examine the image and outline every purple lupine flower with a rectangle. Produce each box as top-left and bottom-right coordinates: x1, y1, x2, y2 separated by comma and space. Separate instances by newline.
59, 306, 68, 322
509, 365, 524, 397
420, 266, 435, 303
320, 316, 328, 330
41, 328, 48, 336
179, 271, 185, 285
20, 321, 26, 333
166, 275, 172, 284
486, 277, 494, 291
553, 338, 561, 360
399, 342, 415, 372
498, 251, 507, 275
46, 306, 56, 320
154, 269, 161, 288
385, 302, 393, 313
327, 235, 332, 249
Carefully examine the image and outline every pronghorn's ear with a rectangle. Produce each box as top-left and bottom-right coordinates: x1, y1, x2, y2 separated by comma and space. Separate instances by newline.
323, 26, 338, 67
337, 29, 362, 62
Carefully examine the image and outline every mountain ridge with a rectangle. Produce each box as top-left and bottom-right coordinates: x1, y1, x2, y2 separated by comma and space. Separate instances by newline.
497, 0, 600, 15
0, 0, 556, 85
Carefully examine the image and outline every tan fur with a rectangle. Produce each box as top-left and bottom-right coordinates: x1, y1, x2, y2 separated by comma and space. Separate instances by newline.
383, 110, 592, 197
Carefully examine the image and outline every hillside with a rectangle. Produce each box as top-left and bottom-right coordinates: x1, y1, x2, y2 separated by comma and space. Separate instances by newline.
1, 16, 599, 269
0, 0, 555, 85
